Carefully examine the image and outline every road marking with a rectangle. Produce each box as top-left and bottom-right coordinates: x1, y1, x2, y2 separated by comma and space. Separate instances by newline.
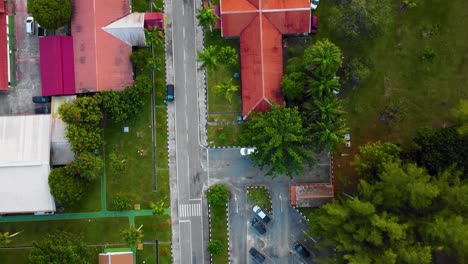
279, 193, 283, 212
234, 194, 238, 213
183, 28, 185, 39
179, 203, 202, 217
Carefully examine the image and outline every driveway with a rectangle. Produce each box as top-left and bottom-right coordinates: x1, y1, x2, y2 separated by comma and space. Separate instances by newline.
208, 148, 331, 263
0, 0, 41, 116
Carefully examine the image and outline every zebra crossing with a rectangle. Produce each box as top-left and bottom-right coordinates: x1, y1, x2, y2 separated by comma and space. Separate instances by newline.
179, 203, 201, 217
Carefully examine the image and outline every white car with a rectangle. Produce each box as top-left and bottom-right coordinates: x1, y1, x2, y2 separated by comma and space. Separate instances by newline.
25, 16, 34, 35
240, 147, 256, 156
311, 0, 319, 10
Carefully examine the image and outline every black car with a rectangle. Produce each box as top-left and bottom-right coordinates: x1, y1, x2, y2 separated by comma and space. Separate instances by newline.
35, 106, 50, 114
166, 84, 174, 102
32, 96, 51, 103
249, 247, 266, 263
294, 242, 311, 258
251, 218, 266, 235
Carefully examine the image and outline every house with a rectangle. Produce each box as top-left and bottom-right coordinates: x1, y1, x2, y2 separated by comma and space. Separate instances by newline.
0, 115, 56, 215
99, 248, 134, 264
219, 0, 311, 118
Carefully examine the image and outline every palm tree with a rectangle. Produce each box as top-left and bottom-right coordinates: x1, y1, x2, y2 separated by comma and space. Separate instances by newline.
197, 46, 218, 72
214, 79, 238, 103
306, 96, 346, 122
307, 76, 340, 99
304, 39, 343, 77
0, 231, 23, 246
312, 120, 348, 152
196, 7, 219, 32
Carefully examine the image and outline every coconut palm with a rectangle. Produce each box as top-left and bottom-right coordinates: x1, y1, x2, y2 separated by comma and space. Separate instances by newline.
304, 39, 343, 77
307, 76, 340, 99
306, 96, 346, 122
312, 120, 349, 152
196, 7, 219, 32
214, 79, 239, 103
197, 46, 218, 72
0, 231, 23, 246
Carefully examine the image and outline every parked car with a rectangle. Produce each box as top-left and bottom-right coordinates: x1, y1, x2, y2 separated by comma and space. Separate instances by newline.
294, 242, 311, 258
32, 96, 51, 103
25, 16, 34, 35
35, 106, 50, 114
311, 0, 319, 10
240, 147, 256, 156
166, 84, 174, 102
37, 23, 46, 37
311, 16, 318, 34
251, 218, 266, 235
253, 205, 271, 223
249, 247, 266, 263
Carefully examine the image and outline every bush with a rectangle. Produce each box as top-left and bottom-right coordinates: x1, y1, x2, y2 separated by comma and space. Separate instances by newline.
206, 184, 230, 205
130, 48, 152, 75
28, 0, 72, 30
111, 195, 133, 211
70, 152, 103, 181
29, 231, 90, 264
218, 46, 238, 67
207, 240, 224, 256
341, 57, 372, 88
109, 153, 127, 177
48, 167, 87, 206
66, 125, 103, 154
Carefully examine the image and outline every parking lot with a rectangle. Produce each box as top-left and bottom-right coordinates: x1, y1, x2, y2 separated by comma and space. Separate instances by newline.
0, 0, 42, 116
208, 148, 331, 263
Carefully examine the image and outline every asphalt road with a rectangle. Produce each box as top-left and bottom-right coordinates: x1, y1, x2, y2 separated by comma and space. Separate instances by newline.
168, 0, 209, 263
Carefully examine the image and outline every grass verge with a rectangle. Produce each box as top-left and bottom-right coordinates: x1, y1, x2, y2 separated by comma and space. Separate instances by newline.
210, 204, 229, 264
207, 125, 244, 146
159, 243, 172, 263
247, 187, 272, 213
135, 215, 171, 242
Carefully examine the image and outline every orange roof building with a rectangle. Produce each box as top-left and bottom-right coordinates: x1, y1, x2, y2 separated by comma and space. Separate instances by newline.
98, 251, 133, 264
71, 0, 134, 93
290, 184, 334, 207
220, 0, 311, 117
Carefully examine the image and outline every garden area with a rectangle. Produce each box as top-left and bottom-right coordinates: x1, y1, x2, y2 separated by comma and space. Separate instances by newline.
205, 184, 230, 263
246, 186, 272, 214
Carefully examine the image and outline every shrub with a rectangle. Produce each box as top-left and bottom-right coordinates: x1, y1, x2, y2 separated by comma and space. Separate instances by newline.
109, 153, 127, 177
207, 240, 224, 256
130, 48, 152, 74
206, 184, 230, 205
111, 195, 133, 211
66, 125, 103, 154
70, 152, 103, 181
48, 167, 87, 206
218, 46, 238, 67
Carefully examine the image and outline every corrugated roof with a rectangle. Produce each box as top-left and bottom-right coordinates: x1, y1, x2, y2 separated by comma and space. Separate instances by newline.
102, 13, 146, 47
144, 12, 164, 30
99, 252, 134, 264
220, 0, 310, 117
40, 36, 76, 96
290, 184, 334, 207
0, 13, 9, 90
71, 0, 134, 93
0, 115, 56, 214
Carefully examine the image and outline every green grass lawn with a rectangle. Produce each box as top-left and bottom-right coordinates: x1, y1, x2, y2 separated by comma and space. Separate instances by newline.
207, 125, 244, 146
0, 218, 128, 245
247, 187, 272, 214
0, 248, 31, 264
155, 107, 169, 168
133, 0, 151, 12
311, 0, 468, 144
137, 244, 156, 263
135, 215, 171, 242
63, 177, 101, 213
210, 204, 229, 264
158, 243, 172, 263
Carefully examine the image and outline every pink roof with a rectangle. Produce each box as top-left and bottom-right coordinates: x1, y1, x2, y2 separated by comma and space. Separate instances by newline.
40, 37, 76, 96
144, 12, 164, 30
71, 0, 134, 93
0, 12, 8, 90
220, 0, 310, 117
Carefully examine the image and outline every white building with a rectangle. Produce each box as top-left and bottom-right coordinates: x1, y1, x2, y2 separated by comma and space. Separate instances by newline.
0, 115, 56, 214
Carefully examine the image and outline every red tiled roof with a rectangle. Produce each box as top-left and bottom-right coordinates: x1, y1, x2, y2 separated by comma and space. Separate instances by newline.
71, 0, 134, 93
221, 0, 310, 117
290, 184, 334, 207
144, 12, 164, 30
40, 37, 76, 96
0, 12, 8, 90
99, 252, 133, 264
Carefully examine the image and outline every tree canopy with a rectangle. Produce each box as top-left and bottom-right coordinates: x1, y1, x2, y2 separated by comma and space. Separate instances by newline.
196, 7, 219, 32
207, 239, 224, 256
48, 167, 87, 206
304, 39, 343, 77
197, 46, 218, 72
69, 152, 104, 181
281, 72, 306, 101
29, 231, 90, 264
240, 104, 316, 177
451, 99, 468, 135
28, 0, 72, 29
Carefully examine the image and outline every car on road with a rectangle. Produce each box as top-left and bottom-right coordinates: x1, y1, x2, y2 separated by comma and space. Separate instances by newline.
249, 247, 266, 263
240, 147, 256, 156
32, 96, 51, 103
166, 84, 174, 102
251, 218, 266, 234
311, 16, 318, 34
311, 0, 319, 10
294, 242, 311, 258
253, 205, 271, 223
35, 106, 50, 114
26, 16, 34, 35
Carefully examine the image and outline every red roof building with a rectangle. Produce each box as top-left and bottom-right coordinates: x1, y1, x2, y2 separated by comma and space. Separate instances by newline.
71, 0, 134, 93
39, 37, 76, 96
290, 184, 334, 207
144, 12, 164, 30
0, 1, 9, 90
220, 0, 311, 117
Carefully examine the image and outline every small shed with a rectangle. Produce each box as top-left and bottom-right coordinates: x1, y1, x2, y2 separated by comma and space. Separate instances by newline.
290, 184, 334, 208
144, 12, 164, 30
39, 36, 76, 96
99, 248, 134, 264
